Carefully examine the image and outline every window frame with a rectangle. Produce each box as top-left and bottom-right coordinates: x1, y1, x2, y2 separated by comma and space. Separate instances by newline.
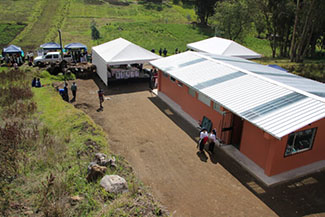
170, 76, 176, 82
188, 87, 196, 98
198, 93, 211, 107
284, 127, 317, 157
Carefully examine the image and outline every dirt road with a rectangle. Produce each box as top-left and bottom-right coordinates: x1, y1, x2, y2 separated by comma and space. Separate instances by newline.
73, 77, 325, 217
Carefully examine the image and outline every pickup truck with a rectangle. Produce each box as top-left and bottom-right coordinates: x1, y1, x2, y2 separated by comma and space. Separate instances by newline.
34, 52, 72, 66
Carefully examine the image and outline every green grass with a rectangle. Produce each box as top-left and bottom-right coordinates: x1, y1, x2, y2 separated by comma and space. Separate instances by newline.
98, 22, 213, 52
0, 23, 26, 47
1, 67, 166, 216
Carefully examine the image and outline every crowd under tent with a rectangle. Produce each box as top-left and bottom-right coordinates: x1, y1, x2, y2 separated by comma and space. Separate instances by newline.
64, 43, 88, 63
92, 37, 161, 85
187, 37, 262, 59
150, 51, 325, 179
2, 45, 24, 65
3, 44, 23, 55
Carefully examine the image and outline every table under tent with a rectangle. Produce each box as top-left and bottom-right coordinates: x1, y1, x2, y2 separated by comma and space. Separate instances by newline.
2, 45, 24, 66
64, 43, 88, 63
92, 37, 161, 85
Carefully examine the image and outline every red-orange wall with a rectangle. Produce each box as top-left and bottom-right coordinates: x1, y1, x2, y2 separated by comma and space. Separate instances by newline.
158, 71, 224, 137
240, 121, 271, 170
240, 118, 325, 176
158, 70, 325, 176
265, 118, 325, 175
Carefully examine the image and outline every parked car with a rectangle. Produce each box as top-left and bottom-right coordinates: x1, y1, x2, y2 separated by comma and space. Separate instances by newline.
34, 52, 72, 66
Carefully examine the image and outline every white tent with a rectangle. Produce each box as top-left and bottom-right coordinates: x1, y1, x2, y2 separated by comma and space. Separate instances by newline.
92, 38, 161, 85
187, 37, 262, 59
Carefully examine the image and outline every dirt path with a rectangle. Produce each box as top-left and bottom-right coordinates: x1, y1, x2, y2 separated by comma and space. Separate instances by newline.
72, 77, 325, 217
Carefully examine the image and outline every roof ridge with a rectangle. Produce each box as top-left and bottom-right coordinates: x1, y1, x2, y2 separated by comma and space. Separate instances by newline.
193, 52, 325, 104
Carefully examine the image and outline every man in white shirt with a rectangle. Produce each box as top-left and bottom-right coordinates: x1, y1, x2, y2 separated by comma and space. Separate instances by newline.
208, 129, 218, 153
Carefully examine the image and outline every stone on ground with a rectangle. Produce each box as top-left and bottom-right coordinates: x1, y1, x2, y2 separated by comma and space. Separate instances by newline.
100, 175, 128, 193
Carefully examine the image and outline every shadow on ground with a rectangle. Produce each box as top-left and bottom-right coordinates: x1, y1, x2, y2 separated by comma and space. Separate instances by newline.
92, 74, 150, 96
148, 89, 325, 217
91, 78, 325, 217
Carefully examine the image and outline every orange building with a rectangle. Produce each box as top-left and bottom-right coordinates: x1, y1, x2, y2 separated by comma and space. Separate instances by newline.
151, 52, 325, 177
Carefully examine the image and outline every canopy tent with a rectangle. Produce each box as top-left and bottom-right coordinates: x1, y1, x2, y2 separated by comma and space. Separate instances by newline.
64, 43, 87, 50
40, 42, 61, 50
92, 37, 161, 85
187, 37, 262, 59
3, 45, 23, 54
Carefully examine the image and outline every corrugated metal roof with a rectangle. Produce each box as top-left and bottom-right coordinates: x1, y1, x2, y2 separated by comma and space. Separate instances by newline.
150, 51, 325, 139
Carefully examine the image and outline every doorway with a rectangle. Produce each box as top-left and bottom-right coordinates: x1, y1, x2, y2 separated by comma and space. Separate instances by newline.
221, 112, 243, 149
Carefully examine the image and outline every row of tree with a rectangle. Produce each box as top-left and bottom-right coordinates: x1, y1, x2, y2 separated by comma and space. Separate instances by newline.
181, 0, 325, 62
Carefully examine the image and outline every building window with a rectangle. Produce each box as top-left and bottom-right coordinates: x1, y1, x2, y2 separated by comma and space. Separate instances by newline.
213, 102, 225, 115
163, 72, 168, 78
284, 128, 317, 157
188, 88, 196, 97
177, 81, 183, 87
170, 76, 176, 82
198, 93, 211, 107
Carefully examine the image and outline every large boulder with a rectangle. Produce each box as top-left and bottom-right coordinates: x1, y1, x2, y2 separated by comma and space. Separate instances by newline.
100, 175, 128, 194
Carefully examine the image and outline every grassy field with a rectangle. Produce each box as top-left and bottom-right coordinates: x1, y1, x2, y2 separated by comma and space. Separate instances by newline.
0, 23, 26, 47
0, 67, 167, 216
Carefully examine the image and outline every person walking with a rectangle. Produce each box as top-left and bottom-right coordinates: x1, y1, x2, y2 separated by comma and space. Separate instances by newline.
71, 82, 77, 102
98, 89, 104, 110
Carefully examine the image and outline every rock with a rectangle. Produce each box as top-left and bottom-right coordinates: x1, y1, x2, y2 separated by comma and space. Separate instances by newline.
100, 175, 128, 193
24, 211, 33, 215
94, 153, 116, 168
87, 162, 107, 182
70, 195, 84, 206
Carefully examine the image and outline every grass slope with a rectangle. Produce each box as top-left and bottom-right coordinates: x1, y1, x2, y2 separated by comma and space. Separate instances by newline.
0, 67, 166, 216
0, 23, 26, 47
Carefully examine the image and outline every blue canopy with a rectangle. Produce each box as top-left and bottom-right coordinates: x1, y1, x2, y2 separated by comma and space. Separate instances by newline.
267, 64, 287, 72
40, 42, 61, 50
64, 43, 87, 50
3, 45, 23, 54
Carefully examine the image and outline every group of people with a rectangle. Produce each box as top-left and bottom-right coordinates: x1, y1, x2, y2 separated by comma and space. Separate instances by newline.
198, 128, 219, 154
2, 54, 24, 66
31, 77, 42, 88
58, 82, 77, 103
151, 47, 189, 57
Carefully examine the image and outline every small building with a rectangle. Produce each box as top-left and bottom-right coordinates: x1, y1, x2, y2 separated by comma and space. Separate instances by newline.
187, 37, 262, 59
92, 38, 161, 85
150, 51, 325, 178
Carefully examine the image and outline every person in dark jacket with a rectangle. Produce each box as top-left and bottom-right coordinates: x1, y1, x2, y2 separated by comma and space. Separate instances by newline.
32, 77, 36, 87
71, 82, 77, 102
63, 82, 69, 102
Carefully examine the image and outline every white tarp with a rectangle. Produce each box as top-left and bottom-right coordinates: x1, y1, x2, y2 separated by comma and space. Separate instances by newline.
92, 38, 161, 85
187, 37, 262, 59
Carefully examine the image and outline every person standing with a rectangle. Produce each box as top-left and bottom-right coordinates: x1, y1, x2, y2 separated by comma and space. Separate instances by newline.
71, 82, 77, 102
64, 82, 69, 102
163, 48, 167, 56
199, 129, 209, 152
208, 129, 218, 153
98, 89, 104, 110
35, 78, 41, 88
159, 48, 162, 56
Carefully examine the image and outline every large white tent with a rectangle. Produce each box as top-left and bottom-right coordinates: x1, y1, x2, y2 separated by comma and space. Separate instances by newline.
92, 38, 161, 85
187, 37, 262, 59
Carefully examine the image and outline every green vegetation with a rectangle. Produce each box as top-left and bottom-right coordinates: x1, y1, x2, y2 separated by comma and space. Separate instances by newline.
0, 67, 166, 216
0, 23, 26, 47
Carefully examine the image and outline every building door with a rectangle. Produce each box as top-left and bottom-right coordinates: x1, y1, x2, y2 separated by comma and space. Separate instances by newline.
231, 114, 243, 150
221, 112, 233, 144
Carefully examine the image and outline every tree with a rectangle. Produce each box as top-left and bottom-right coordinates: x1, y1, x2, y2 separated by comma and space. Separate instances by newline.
91, 21, 100, 40
194, 0, 220, 25
212, 0, 253, 41
289, 0, 325, 62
